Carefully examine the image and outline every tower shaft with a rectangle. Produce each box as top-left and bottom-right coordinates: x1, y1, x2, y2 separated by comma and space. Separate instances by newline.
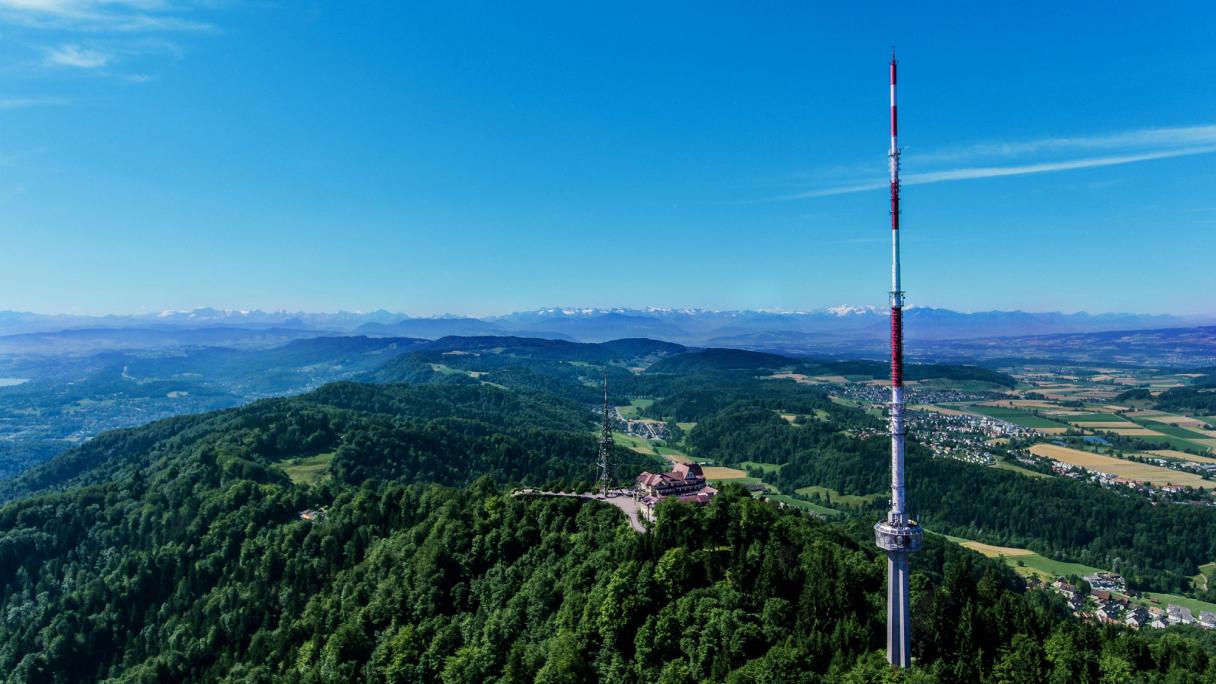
874, 51, 923, 669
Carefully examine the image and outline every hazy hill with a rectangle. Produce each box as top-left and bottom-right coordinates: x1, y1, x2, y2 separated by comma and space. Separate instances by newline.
2, 307, 1210, 354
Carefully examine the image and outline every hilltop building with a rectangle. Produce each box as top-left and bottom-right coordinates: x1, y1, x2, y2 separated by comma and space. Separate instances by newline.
635, 462, 717, 521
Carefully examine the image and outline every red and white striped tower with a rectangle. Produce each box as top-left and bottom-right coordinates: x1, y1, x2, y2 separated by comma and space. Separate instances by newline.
874, 50, 923, 669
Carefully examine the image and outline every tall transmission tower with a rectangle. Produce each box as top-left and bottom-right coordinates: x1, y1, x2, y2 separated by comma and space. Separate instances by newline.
597, 373, 614, 498
874, 50, 923, 669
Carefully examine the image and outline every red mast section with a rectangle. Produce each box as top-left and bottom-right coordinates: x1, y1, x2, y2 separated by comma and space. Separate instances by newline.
890, 55, 903, 391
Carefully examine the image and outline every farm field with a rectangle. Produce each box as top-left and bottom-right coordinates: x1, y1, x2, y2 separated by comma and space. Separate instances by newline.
1029, 443, 1214, 488
1130, 418, 1211, 440
1071, 420, 1141, 429
702, 465, 749, 480
1142, 414, 1212, 429
910, 404, 966, 416
964, 404, 1071, 430
1117, 427, 1215, 454
1146, 449, 1216, 465
276, 452, 334, 486
1066, 413, 1128, 423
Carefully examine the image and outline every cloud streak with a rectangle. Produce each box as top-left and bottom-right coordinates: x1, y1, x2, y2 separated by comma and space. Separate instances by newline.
0, 96, 71, 109
0, 1, 211, 32
915, 124, 1216, 163
45, 43, 111, 68
785, 126, 1216, 199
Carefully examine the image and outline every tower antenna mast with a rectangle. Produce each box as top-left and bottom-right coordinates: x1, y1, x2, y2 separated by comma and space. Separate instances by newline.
874, 50, 923, 669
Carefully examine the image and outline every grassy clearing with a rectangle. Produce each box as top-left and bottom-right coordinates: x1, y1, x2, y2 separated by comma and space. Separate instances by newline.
676, 422, 697, 431
1029, 443, 1214, 488
1193, 563, 1216, 593
616, 398, 654, 419
277, 452, 335, 486
946, 535, 1216, 614
794, 485, 884, 509
764, 493, 840, 516
738, 460, 781, 475
966, 405, 1071, 429
1140, 591, 1216, 616
945, 534, 1103, 580
990, 460, 1053, 478
654, 445, 691, 464
612, 432, 655, 455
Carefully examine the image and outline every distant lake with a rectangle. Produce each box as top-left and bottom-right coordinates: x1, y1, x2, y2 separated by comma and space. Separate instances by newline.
0, 378, 28, 387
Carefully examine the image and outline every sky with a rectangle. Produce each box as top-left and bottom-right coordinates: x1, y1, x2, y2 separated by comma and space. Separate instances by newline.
0, 2, 1213, 317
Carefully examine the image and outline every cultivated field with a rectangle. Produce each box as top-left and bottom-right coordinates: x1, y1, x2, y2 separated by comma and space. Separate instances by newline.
1146, 449, 1216, 465
702, 466, 748, 480
965, 404, 1071, 430
911, 404, 967, 416
1029, 443, 1214, 488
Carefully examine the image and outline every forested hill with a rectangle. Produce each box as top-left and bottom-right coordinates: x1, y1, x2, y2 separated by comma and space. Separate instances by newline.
0, 340, 1213, 681
367, 337, 1015, 394
1, 383, 1210, 682
645, 348, 1016, 388
0, 381, 651, 505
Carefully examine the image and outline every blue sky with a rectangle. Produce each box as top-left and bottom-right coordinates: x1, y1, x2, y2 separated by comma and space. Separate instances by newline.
0, 2, 1213, 316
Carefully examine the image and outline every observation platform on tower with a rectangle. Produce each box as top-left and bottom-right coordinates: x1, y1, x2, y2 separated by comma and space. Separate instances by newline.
874, 520, 923, 553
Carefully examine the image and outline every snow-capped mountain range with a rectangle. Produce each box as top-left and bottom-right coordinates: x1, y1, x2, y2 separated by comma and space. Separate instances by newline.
0, 306, 1210, 353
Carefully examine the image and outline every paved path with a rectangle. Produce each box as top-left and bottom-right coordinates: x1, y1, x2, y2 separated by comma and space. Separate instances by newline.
512, 488, 647, 533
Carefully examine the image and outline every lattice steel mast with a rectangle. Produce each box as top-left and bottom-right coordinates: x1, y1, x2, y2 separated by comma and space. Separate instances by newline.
597, 373, 614, 497
874, 50, 923, 669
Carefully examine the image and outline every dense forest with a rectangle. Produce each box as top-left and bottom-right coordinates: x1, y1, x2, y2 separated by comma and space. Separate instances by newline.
1, 337, 1214, 681
678, 391, 1216, 594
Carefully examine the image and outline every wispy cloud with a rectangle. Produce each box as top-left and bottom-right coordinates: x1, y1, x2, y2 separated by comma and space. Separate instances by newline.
0, 1, 220, 82
915, 124, 1216, 163
0, 1, 212, 32
45, 43, 111, 68
785, 125, 1216, 199
0, 95, 71, 109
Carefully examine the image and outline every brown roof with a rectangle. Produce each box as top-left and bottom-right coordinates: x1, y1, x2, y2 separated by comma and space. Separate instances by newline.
672, 462, 704, 480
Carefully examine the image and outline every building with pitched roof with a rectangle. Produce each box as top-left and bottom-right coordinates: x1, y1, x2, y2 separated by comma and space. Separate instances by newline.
635, 462, 718, 521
